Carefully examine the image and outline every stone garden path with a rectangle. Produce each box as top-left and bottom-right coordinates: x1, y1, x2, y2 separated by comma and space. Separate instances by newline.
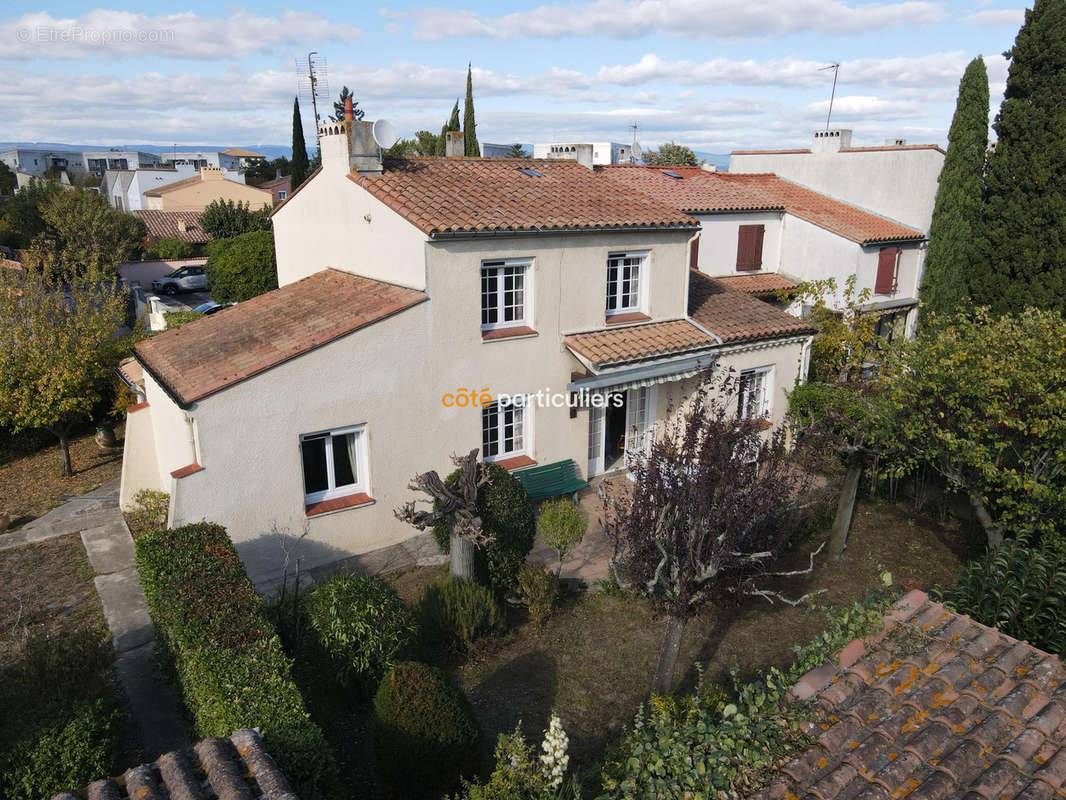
2, 479, 189, 759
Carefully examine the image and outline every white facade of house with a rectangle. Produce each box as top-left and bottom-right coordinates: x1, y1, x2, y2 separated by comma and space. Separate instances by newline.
533, 142, 632, 166
728, 130, 944, 233
0, 148, 91, 177
81, 150, 164, 176
161, 151, 242, 171
123, 122, 810, 588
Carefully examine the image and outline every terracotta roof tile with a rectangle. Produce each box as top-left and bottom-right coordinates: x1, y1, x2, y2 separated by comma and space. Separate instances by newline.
133, 210, 209, 244
352, 157, 698, 237
564, 319, 716, 368
50, 728, 297, 800
715, 273, 799, 296
135, 269, 426, 405
749, 590, 1066, 800
598, 166, 924, 245
688, 271, 814, 344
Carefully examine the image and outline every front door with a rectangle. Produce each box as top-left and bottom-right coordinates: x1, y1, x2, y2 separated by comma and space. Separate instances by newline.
624, 386, 655, 471
588, 404, 606, 477
588, 387, 656, 477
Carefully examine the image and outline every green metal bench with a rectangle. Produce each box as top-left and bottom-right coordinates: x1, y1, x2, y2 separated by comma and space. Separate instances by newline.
512, 459, 589, 502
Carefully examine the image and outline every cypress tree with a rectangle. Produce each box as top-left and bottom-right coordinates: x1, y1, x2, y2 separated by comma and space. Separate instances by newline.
290, 97, 310, 190
436, 100, 460, 156
463, 64, 480, 157
920, 57, 989, 321
974, 0, 1066, 314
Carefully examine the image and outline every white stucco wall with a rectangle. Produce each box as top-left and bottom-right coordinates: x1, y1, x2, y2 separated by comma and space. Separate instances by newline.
119, 404, 163, 509
272, 169, 429, 290
694, 212, 783, 277
728, 148, 944, 233
142, 371, 198, 486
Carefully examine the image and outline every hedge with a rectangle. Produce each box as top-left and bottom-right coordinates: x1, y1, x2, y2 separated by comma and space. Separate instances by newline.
204, 230, 277, 303
135, 522, 339, 799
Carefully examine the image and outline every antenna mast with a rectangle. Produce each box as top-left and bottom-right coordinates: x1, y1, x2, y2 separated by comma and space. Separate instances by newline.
297, 51, 330, 143
821, 63, 840, 130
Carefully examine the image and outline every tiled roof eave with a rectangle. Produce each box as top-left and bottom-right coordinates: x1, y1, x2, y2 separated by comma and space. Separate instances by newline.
428, 221, 698, 239
584, 340, 721, 370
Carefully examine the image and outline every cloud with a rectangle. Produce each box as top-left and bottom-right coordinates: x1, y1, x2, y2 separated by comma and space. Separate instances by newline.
0, 10, 362, 60
962, 8, 1025, 24
806, 95, 928, 120
394, 0, 944, 41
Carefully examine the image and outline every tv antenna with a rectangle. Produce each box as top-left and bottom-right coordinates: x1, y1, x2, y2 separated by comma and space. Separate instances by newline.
297, 51, 331, 138
821, 63, 840, 130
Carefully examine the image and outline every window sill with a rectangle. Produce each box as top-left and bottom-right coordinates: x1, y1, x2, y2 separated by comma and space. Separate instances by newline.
491, 455, 536, 471
170, 462, 203, 479
482, 326, 538, 341
127, 401, 150, 414
605, 312, 651, 325
305, 492, 375, 517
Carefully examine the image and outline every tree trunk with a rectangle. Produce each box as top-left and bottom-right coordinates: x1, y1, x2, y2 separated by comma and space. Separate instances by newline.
968, 491, 1004, 548
651, 615, 688, 695
450, 532, 476, 581
830, 456, 862, 559
56, 430, 73, 477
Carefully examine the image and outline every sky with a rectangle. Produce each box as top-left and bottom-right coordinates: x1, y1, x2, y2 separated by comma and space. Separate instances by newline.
0, 1, 1029, 154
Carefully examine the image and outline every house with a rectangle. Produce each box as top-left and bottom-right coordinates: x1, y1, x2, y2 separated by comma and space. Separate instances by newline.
0, 147, 88, 178
120, 112, 813, 587
49, 728, 295, 800
105, 165, 246, 211
600, 165, 927, 338
220, 147, 268, 169
533, 141, 634, 166
161, 150, 242, 171
81, 149, 164, 176
752, 589, 1066, 800
142, 167, 271, 212
257, 174, 292, 205
132, 210, 209, 246
729, 129, 945, 234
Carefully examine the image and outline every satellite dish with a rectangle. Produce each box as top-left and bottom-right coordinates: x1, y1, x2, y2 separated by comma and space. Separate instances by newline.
373, 119, 398, 150
630, 141, 643, 164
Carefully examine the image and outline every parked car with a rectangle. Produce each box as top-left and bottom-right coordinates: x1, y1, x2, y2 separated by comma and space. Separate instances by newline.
152, 265, 207, 295
193, 301, 235, 315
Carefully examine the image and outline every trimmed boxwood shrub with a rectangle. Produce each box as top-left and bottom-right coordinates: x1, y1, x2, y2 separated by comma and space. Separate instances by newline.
433, 463, 536, 593
304, 572, 416, 690
372, 661, 480, 796
135, 522, 339, 799
419, 577, 504, 651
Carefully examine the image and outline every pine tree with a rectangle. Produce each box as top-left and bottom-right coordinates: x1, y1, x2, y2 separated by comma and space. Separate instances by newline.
331, 86, 364, 122
919, 57, 989, 321
974, 0, 1066, 314
463, 64, 480, 157
436, 100, 460, 156
290, 97, 310, 190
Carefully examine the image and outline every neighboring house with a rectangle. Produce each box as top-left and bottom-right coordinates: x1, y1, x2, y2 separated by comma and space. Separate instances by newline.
107, 166, 245, 211
143, 167, 271, 212
220, 147, 268, 169
120, 115, 813, 587
49, 728, 294, 800
729, 129, 945, 234
752, 589, 1066, 800
82, 149, 164, 176
533, 141, 633, 166
161, 150, 242, 170
0, 147, 87, 178
257, 174, 292, 205
133, 210, 209, 246
601, 165, 927, 337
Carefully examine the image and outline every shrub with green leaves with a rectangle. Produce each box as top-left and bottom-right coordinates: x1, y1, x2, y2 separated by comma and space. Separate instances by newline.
135, 522, 339, 799
204, 230, 277, 303
935, 534, 1066, 656
433, 463, 536, 593
537, 498, 587, 574
200, 198, 271, 240
146, 236, 193, 260
419, 576, 503, 651
454, 720, 579, 800
516, 562, 557, 627
601, 594, 895, 799
303, 572, 416, 689
372, 661, 480, 796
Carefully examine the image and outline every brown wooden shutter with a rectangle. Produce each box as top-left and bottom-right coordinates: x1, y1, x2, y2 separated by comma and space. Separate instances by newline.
689, 235, 700, 270
875, 247, 898, 294
736, 225, 765, 271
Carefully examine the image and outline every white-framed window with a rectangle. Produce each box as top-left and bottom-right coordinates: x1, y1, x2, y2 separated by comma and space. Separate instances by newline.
277, 190, 287, 200
738, 366, 773, 419
300, 424, 368, 504
481, 258, 532, 330
482, 400, 528, 460
606, 251, 646, 315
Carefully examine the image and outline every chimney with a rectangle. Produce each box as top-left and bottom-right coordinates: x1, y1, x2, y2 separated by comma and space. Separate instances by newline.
199, 166, 223, 180
317, 117, 383, 175
344, 96, 354, 123
812, 129, 852, 153
177, 219, 187, 233
574, 143, 594, 169
884, 137, 907, 147
445, 130, 464, 157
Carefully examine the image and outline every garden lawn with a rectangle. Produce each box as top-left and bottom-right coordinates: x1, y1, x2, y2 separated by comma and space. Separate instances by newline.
0, 425, 124, 530
404, 497, 973, 782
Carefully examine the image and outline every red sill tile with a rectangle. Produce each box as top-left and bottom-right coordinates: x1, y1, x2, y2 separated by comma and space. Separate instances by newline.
306, 492, 374, 517
170, 462, 203, 479
127, 401, 150, 413
482, 326, 537, 341
493, 455, 536, 471
605, 312, 651, 325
